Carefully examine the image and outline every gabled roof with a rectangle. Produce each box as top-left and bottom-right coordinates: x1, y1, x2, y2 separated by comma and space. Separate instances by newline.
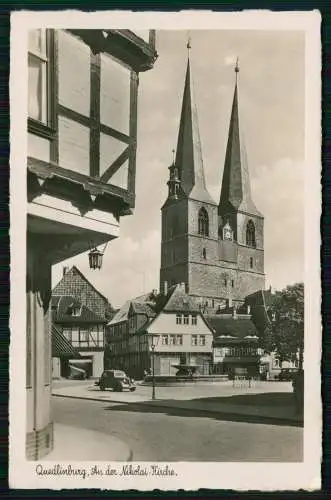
52, 324, 81, 358
174, 52, 215, 205
161, 284, 200, 314
52, 295, 106, 324
207, 315, 258, 342
218, 70, 262, 218
52, 265, 110, 304
130, 301, 156, 317
107, 293, 154, 326
108, 300, 131, 325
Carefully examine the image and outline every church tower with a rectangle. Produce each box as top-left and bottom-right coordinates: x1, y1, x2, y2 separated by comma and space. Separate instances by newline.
160, 41, 219, 303
160, 49, 265, 309
217, 59, 265, 302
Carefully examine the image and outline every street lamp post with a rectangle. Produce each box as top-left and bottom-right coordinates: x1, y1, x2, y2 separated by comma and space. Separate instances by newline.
149, 334, 159, 400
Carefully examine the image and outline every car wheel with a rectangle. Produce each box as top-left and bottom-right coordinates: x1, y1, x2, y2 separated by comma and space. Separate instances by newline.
130, 387, 136, 392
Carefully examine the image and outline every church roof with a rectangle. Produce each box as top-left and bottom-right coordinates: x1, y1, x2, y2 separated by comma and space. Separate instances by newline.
219, 64, 262, 217
174, 48, 215, 205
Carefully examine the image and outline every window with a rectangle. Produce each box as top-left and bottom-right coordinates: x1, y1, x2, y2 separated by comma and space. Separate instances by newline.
224, 278, 228, 287
176, 314, 182, 325
176, 335, 183, 345
199, 335, 206, 346
250, 257, 254, 269
274, 358, 280, 368
162, 335, 169, 346
63, 328, 72, 342
79, 329, 89, 346
198, 207, 209, 237
191, 335, 198, 346
71, 306, 81, 317
183, 314, 189, 325
191, 314, 197, 325
246, 220, 256, 247
202, 248, 206, 259
71, 328, 79, 346
231, 280, 234, 288
28, 29, 48, 123
170, 335, 176, 345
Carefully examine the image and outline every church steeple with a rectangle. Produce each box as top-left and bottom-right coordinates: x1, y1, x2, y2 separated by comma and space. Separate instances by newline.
174, 40, 214, 204
219, 60, 262, 217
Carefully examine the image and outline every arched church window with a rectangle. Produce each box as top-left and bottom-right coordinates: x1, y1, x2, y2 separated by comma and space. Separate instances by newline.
223, 221, 233, 241
246, 220, 256, 247
250, 257, 254, 268
198, 207, 209, 237
202, 248, 206, 259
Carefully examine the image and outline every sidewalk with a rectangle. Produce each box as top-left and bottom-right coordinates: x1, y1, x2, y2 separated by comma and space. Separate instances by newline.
43, 423, 132, 461
52, 381, 300, 425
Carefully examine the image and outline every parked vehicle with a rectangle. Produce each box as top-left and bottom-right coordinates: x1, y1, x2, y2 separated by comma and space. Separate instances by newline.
68, 365, 87, 380
278, 368, 298, 381
98, 370, 136, 392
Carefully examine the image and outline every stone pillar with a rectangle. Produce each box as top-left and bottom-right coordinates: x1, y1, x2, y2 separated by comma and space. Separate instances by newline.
26, 235, 53, 460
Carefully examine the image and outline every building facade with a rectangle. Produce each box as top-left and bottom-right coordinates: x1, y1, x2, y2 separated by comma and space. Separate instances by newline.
106, 284, 214, 377
26, 29, 157, 459
51, 292, 107, 378
160, 50, 265, 311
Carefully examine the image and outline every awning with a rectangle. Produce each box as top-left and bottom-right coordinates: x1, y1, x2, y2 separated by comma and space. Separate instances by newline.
52, 325, 81, 358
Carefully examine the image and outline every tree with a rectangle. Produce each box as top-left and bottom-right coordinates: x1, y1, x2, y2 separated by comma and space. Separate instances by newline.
261, 283, 304, 369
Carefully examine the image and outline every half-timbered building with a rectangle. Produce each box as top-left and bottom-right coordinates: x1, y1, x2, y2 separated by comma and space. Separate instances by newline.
26, 28, 157, 459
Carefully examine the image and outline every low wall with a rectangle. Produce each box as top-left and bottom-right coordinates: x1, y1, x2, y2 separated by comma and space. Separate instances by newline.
141, 374, 229, 386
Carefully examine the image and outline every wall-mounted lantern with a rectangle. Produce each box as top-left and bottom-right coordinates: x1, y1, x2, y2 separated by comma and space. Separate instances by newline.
88, 241, 109, 270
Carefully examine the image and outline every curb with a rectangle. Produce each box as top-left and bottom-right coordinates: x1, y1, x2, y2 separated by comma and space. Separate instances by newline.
52, 393, 302, 427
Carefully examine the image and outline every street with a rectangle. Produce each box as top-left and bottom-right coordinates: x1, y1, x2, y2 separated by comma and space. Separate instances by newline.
52, 395, 303, 462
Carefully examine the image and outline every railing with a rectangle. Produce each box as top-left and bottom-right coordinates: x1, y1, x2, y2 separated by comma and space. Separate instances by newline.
232, 376, 261, 388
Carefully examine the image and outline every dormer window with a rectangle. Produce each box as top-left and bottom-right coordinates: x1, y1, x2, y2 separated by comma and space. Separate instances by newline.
68, 305, 81, 317
223, 221, 233, 241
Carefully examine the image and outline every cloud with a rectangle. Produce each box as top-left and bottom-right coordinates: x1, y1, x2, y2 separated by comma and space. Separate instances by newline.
251, 158, 304, 290
52, 229, 161, 308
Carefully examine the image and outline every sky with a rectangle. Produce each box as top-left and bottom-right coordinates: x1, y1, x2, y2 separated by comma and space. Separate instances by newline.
52, 29, 305, 309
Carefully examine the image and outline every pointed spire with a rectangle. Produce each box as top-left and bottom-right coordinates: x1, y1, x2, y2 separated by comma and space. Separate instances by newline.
218, 61, 262, 217
174, 41, 214, 203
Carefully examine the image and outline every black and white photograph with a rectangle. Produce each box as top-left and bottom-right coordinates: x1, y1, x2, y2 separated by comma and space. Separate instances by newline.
10, 10, 321, 490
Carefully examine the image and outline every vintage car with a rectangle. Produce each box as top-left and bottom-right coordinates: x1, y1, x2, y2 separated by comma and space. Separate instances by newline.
278, 368, 298, 381
97, 370, 136, 392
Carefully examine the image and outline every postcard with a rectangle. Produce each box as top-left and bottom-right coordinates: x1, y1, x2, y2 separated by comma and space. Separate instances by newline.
9, 9, 321, 490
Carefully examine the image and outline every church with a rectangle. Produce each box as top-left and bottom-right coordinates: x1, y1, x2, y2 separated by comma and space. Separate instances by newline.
160, 44, 265, 312
106, 42, 275, 379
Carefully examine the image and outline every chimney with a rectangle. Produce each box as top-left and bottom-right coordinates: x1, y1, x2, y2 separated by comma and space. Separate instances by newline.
63, 266, 69, 277
163, 281, 168, 296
